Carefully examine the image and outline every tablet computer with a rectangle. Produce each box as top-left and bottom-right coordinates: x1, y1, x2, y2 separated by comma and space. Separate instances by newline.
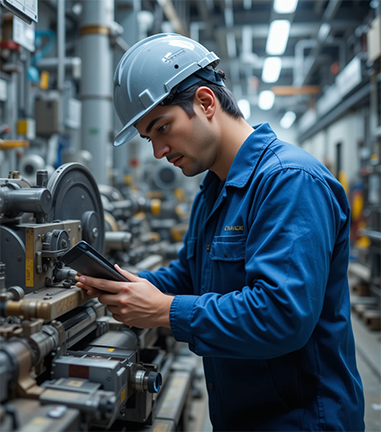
60, 240, 130, 283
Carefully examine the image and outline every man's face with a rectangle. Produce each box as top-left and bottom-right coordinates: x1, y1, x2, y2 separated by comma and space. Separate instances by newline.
135, 103, 218, 177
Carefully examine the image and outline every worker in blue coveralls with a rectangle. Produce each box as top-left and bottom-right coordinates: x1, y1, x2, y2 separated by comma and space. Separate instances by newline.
76, 34, 365, 431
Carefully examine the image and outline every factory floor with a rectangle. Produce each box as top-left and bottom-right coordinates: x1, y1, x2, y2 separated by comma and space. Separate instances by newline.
186, 284, 381, 432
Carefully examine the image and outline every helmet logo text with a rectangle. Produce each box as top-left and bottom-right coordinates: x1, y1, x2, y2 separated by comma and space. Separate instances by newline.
163, 49, 186, 64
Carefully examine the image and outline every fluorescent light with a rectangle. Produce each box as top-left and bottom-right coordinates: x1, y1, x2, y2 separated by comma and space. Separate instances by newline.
274, 0, 299, 14
262, 57, 282, 83
317, 23, 331, 42
238, 99, 251, 119
280, 111, 296, 129
258, 91, 275, 110
266, 20, 291, 55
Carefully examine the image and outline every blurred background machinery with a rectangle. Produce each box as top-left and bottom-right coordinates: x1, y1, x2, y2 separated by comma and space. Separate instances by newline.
0, 163, 197, 431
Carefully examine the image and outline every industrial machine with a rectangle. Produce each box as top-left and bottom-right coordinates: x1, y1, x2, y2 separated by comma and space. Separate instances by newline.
0, 163, 195, 432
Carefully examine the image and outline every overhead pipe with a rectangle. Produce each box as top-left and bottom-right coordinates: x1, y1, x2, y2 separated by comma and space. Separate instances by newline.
36, 57, 81, 78
294, 0, 344, 87
293, 39, 318, 86
302, 38, 346, 86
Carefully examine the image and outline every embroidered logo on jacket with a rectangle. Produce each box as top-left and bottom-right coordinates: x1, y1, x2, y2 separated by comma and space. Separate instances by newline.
224, 225, 244, 232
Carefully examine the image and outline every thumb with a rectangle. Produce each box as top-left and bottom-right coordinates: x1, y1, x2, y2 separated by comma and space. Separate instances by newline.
114, 264, 140, 282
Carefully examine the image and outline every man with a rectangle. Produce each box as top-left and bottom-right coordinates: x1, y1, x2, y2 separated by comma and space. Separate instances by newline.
76, 34, 365, 431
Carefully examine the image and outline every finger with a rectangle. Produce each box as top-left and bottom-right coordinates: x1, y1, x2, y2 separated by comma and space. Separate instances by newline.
75, 275, 122, 294
111, 313, 123, 323
98, 292, 122, 306
115, 264, 140, 282
76, 282, 105, 298
76, 282, 95, 292
107, 305, 119, 314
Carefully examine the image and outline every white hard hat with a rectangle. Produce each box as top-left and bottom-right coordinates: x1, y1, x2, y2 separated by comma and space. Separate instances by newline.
113, 33, 220, 146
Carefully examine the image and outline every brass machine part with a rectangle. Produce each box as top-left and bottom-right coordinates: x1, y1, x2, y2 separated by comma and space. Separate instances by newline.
0, 140, 30, 150
5, 286, 91, 320
5, 339, 43, 399
24, 220, 82, 289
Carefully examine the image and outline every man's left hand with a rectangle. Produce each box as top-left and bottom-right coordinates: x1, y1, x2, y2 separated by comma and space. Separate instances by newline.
75, 264, 174, 328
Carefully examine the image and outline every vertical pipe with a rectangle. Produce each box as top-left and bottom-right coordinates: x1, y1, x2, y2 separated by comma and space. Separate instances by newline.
58, 0, 65, 133
80, 0, 115, 185
113, 1, 141, 187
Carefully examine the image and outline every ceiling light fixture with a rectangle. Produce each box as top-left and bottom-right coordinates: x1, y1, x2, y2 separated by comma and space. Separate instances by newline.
258, 91, 275, 110
262, 57, 282, 83
266, 20, 291, 55
280, 111, 296, 129
273, 0, 299, 14
317, 23, 331, 42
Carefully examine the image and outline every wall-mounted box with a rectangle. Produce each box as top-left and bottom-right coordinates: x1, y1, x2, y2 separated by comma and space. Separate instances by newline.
35, 99, 60, 136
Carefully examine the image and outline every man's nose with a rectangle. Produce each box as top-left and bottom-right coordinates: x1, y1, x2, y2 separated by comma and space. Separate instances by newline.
152, 141, 170, 159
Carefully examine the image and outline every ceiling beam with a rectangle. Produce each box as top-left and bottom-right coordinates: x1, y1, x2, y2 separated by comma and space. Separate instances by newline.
271, 85, 321, 96
214, 19, 358, 41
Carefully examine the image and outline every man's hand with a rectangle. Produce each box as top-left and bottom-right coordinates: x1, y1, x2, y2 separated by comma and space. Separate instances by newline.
75, 264, 174, 328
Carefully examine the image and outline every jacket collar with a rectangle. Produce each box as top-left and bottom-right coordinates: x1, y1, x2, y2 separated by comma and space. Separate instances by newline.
200, 122, 277, 191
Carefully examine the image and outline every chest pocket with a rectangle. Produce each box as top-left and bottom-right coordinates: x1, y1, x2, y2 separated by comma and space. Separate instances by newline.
209, 235, 246, 261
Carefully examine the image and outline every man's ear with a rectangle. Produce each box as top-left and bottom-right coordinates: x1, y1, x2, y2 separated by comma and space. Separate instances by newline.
194, 86, 216, 120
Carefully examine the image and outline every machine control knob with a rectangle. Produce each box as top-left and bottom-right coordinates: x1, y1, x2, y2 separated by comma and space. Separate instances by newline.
147, 371, 162, 393
132, 368, 162, 394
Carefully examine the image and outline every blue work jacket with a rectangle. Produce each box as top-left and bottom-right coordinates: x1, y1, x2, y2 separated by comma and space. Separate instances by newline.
139, 123, 365, 431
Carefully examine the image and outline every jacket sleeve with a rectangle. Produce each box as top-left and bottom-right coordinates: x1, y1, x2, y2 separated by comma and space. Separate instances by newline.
169, 168, 349, 359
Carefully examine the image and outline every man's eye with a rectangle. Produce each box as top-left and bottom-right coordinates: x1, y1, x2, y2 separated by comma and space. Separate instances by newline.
158, 124, 167, 133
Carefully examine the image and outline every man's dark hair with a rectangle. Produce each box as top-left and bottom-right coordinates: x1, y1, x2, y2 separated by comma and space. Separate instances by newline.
163, 70, 244, 120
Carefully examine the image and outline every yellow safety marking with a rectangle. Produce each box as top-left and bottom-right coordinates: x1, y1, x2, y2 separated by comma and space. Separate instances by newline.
68, 380, 84, 387
151, 199, 161, 216
25, 229, 34, 287
174, 187, 185, 202
153, 422, 170, 431
352, 194, 363, 221
124, 174, 133, 185
338, 170, 348, 195
40, 71, 49, 90
32, 417, 48, 425
17, 119, 28, 135
171, 229, 182, 242
0, 140, 30, 150
107, 348, 115, 352
121, 387, 126, 403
